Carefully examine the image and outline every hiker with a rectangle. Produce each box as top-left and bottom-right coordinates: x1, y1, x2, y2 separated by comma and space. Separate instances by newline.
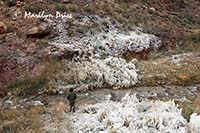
67, 88, 77, 112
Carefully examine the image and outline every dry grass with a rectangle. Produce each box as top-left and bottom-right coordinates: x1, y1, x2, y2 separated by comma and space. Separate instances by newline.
177, 93, 200, 121
7, 59, 63, 96
178, 102, 194, 121
137, 52, 200, 86
53, 101, 68, 119
0, 107, 45, 132
193, 93, 200, 114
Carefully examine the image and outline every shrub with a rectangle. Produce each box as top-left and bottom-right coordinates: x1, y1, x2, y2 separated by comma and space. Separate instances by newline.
4, 0, 16, 7
36, 39, 49, 48
24, 5, 42, 13
8, 60, 62, 96
0, 107, 45, 132
84, 6, 93, 14
3, 9, 12, 17
179, 103, 194, 121
67, 4, 79, 12
55, 3, 68, 12
67, 28, 76, 37
6, 26, 15, 33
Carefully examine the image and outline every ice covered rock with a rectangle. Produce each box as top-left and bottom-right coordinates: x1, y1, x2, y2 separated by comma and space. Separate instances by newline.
51, 28, 161, 60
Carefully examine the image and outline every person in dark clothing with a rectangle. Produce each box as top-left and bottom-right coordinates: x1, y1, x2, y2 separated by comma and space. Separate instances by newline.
67, 88, 77, 112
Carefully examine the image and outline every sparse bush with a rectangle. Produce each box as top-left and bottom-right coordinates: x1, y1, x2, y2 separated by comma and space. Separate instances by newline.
113, 12, 127, 24
55, 3, 68, 12
84, 6, 93, 14
179, 103, 194, 121
67, 28, 76, 37
0, 107, 45, 132
36, 39, 49, 48
3, 9, 12, 17
8, 73, 48, 96
184, 32, 200, 43
4, 0, 16, 7
148, 10, 159, 16
6, 26, 15, 33
67, 4, 79, 12
24, 5, 43, 13
8, 60, 62, 96
52, 0, 61, 2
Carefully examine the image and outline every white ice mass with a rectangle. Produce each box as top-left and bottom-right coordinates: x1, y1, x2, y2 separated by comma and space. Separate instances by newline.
59, 56, 138, 89
71, 94, 200, 133
51, 28, 161, 59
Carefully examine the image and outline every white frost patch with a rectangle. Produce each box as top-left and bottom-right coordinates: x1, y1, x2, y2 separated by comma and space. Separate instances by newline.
92, 28, 161, 54
71, 94, 193, 133
60, 57, 138, 89
170, 53, 192, 66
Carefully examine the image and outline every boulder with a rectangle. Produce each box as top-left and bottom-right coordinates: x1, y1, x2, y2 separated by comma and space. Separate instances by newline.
0, 22, 7, 34
27, 23, 51, 38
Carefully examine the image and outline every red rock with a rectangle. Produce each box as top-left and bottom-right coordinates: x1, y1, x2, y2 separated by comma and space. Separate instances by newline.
27, 23, 51, 38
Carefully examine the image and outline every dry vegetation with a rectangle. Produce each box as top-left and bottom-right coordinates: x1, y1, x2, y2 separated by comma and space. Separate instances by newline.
7, 59, 63, 96
0, 107, 45, 132
137, 52, 200, 86
177, 93, 200, 121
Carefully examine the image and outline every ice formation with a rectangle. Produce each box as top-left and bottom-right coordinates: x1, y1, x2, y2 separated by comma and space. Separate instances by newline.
49, 17, 162, 88
59, 56, 138, 89
71, 94, 199, 133
42, 94, 200, 133
51, 28, 161, 59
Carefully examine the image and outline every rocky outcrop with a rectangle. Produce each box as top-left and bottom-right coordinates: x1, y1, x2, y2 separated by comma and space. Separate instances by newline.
27, 23, 51, 38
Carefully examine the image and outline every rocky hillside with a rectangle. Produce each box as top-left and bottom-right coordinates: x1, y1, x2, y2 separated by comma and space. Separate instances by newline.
0, 0, 200, 96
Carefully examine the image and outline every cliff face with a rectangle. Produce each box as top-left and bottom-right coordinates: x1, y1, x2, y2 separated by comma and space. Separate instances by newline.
0, 0, 200, 95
